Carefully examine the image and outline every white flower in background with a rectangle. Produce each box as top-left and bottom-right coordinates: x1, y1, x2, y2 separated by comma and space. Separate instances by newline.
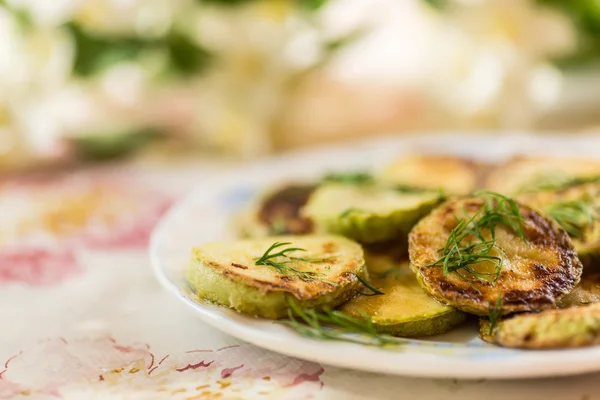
191, 1, 328, 156
425, 0, 576, 128
0, 7, 74, 160
5, 0, 77, 27
73, 0, 183, 38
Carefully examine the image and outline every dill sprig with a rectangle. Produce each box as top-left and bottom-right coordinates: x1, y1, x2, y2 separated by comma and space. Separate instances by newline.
546, 200, 598, 238
487, 292, 504, 335
280, 300, 401, 347
323, 171, 374, 185
254, 242, 338, 285
354, 273, 384, 296
425, 191, 526, 284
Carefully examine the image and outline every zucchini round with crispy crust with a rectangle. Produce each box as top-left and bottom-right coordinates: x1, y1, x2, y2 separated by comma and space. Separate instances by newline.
380, 155, 479, 195
186, 235, 365, 319
484, 156, 600, 195
518, 181, 600, 270
236, 184, 316, 238
302, 183, 442, 243
409, 194, 582, 316
340, 262, 466, 337
480, 304, 600, 349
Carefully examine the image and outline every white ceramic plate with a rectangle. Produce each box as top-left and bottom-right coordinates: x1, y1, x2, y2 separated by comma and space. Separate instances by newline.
150, 133, 600, 379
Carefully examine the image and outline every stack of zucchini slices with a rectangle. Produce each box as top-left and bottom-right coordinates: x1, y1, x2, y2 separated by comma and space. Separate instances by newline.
187, 155, 600, 349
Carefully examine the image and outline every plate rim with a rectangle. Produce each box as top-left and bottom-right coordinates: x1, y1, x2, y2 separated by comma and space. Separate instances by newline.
150, 133, 600, 379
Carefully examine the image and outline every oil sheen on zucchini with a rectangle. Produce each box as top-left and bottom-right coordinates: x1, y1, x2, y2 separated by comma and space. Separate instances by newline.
302, 183, 442, 243
339, 262, 466, 337
409, 196, 582, 315
187, 235, 365, 319
480, 304, 600, 349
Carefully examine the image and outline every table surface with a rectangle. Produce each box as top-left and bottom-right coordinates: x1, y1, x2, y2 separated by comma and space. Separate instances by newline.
1, 160, 599, 400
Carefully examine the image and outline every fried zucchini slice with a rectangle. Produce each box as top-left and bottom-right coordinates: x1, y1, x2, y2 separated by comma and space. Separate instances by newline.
302, 183, 442, 243
518, 181, 600, 269
557, 273, 600, 308
236, 184, 315, 238
380, 155, 479, 195
409, 195, 582, 316
480, 304, 600, 349
340, 262, 466, 337
187, 235, 365, 319
484, 156, 600, 195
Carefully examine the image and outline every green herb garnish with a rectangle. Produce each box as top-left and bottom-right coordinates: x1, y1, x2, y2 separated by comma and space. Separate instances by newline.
280, 300, 401, 347
254, 242, 338, 285
354, 273, 384, 296
487, 292, 504, 335
395, 184, 445, 198
546, 200, 598, 238
425, 191, 526, 284
323, 171, 374, 185
520, 174, 600, 194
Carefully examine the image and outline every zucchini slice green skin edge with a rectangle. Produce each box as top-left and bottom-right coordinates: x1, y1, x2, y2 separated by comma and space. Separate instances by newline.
341, 261, 467, 337
479, 303, 600, 349
186, 235, 366, 319
333, 202, 440, 244
304, 185, 443, 244
361, 308, 466, 337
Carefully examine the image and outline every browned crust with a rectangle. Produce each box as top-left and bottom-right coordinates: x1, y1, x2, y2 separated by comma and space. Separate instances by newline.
495, 304, 600, 349
200, 244, 365, 301
409, 197, 583, 315
257, 184, 315, 234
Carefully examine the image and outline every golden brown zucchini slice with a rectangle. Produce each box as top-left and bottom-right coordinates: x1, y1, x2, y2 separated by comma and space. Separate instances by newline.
236, 184, 315, 238
339, 262, 466, 337
186, 235, 365, 319
518, 181, 600, 270
380, 155, 479, 195
484, 156, 600, 195
409, 194, 582, 316
302, 183, 442, 243
480, 304, 600, 349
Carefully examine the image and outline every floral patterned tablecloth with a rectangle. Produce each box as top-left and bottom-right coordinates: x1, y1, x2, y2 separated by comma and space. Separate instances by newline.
1, 162, 599, 400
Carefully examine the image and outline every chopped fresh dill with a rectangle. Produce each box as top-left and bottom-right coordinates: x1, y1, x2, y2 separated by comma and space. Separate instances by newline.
534, 174, 600, 192
546, 200, 598, 239
395, 185, 445, 198
487, 292, 504, 335
425, 191, 526, 284
517, 173, 600, 194
354, 273, 384, 296
323, 171, 374, 185
280, 299, 401, 347
254, 242, 338, 285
